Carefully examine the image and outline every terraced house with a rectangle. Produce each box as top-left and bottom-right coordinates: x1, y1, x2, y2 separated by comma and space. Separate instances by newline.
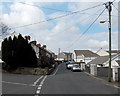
73, 50, 99, 64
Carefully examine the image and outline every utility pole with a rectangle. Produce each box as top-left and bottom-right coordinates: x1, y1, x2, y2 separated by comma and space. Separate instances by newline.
58, 48, 60, 61
105, 1, 112, 82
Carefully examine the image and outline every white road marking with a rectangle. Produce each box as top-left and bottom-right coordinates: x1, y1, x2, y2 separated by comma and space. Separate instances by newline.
33, 76, 44, 86
36, 75, 47, 94
53, 64, 61, 75
39, 84, 42, 87
2, 81, 33, 86
37, 87, 41, 89
36, 90, 40, 94
34, 95, 39, 96
39, 75, 47, 86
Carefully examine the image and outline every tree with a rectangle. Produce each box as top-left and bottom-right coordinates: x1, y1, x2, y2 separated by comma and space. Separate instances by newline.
2, 38, 8, 63
2, 33, 38, 71
0, 23, 10, 39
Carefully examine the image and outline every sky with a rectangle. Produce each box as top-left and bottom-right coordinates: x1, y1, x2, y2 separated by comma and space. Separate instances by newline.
0, 0, 119, 54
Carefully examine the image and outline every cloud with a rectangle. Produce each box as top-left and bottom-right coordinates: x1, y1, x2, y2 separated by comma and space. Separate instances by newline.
68, 2, 118, 28
1, 2, 118, 54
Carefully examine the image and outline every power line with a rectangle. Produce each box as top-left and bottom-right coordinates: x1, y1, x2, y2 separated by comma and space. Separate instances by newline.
10, 3, 103, 29
65, 8, 106, 51
20, 2, 119, 17
58, 7, 104, 35
112, 3, 119, 12
19, 2, 71, 13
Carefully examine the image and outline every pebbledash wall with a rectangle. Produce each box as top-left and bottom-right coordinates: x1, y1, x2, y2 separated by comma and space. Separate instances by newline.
97, 67, 112, 77
85, 65, 90, 73
85, 66, 112, 77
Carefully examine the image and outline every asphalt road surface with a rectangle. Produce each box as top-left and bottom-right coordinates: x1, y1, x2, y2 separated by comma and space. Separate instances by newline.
2, 63, 120, 95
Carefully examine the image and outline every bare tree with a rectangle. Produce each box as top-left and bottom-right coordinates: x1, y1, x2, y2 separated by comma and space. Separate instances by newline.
0, 22, 11, 39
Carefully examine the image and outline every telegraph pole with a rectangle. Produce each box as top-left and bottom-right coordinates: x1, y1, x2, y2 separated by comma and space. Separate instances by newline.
58, 48, 60, 61
105, 1, 112, 82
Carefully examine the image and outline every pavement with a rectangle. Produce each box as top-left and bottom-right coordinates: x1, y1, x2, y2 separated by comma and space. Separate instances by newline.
95, 76, 120, 89
2, 63, 120, 95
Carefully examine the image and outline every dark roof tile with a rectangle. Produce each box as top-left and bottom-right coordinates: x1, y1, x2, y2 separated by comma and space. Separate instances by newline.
74, 50, 99, 57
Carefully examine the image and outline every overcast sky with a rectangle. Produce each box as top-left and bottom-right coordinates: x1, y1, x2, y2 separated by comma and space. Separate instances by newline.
0, 0, 118, 54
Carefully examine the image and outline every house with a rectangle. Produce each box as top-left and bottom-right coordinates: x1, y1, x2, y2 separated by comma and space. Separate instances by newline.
96, 48, 109, 56
107, 50, 119, 55
96, 48, 119, 56
116, 60, 120, 66
73, 50, 99, 64
88, 52, 120, 68
57, 52, 73, 61
30, 41, 39, 58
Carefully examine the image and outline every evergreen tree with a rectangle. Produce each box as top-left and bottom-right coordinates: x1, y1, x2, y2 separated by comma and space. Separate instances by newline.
7, 37, 13, 66
12, 36, 18, 66
2, 33, 38, 70
2, 38, 8, 62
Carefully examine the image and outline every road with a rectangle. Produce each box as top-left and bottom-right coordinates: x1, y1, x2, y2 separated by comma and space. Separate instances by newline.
2, 63, 120, 95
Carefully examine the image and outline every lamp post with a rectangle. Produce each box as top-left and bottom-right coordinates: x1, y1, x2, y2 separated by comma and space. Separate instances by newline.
100, 2, 112, 82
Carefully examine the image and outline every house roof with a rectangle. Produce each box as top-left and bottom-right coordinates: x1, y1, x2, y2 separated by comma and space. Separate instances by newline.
74, 50, 99, 57
96, 48, 109, 56
88, 55, 115, 65
107, 50, 120, 54
63, 52, 72, 56
116, 60, 120, 66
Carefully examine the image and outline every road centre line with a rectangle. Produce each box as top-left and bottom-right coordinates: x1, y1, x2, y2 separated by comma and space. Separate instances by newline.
2, 81, 34, 86
36, 75, 47, 94
36, 90, 40, 94
37, 87, 41, 90
40, 75, 47, 85
33, 75, 44, 86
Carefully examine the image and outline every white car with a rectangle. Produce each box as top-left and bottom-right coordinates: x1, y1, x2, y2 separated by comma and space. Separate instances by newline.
71, 64, 81, 72
67, 63, 74, 69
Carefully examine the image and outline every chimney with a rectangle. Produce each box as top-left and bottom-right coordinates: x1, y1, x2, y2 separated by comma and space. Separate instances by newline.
36, 44, 41, 47
31, 41, 37, 45
25, 36, 31, 40
42, 45, 46, 49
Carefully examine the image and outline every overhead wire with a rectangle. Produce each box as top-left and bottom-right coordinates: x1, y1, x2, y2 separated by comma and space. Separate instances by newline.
10, 3, 104, 29
112, 3, 119, 12
64, 8, 106, 51
57, 7, 105, 37
19, 2, 71, 13
19, 2, 118, 17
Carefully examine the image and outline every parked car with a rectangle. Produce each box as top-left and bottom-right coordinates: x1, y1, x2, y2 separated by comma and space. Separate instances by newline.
68, 60, 75, 64
71, 64, 81, 72
66, 60, 75, 66
66, 63, 74, 69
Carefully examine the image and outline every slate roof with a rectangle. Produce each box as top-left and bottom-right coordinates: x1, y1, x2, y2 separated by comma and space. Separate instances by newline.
74, 50, 99, 57
88, 55, 115, 65
107, 50, 120, 54
116, 60, 120, 66
63, 52, 72, 56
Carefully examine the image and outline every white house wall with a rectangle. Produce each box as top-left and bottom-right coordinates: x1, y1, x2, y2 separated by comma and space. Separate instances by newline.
104, 57, 119, 67
57, 53, 66, 60
73, 51, 97, 63
31, 44, 39, 58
